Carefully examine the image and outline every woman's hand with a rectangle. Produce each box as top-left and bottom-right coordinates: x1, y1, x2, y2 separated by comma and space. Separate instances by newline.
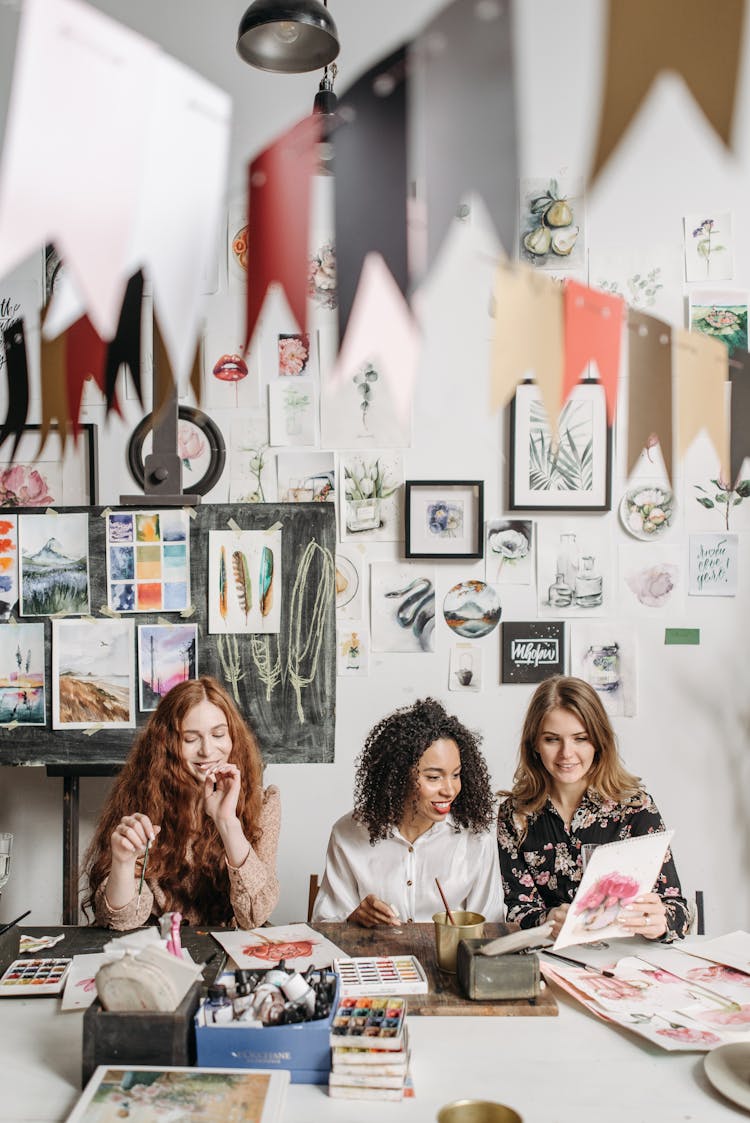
618, 893, 667, 940
547, 904, 569, 940
203, 763, 242, 826
349, 895, 400, 927
110, 813, 159, 868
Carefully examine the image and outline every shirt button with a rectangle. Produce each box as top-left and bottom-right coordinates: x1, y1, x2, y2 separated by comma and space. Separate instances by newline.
408, 846, 414, 853
406, 879, 413, 886
407, 918, 413, 923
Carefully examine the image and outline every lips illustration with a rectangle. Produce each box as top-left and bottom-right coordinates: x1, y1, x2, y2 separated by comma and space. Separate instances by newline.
213, 353, 248, 382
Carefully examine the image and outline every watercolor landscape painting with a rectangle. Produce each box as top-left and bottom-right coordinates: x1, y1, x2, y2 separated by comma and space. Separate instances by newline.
52, 618, 135, 729
19, 512, 90, 616
138, 624, 198, 710
0, 622, 45, 725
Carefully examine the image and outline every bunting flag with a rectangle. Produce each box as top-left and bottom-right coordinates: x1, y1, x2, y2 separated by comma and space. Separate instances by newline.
626, 310, 673, 483
562, 280, 624, 423
490, 263, 564, 438
103, 271, 144, 414
39, 314, 70, 454
65, 315, 107, 436
0, 320, 30, 458
673, 327, 729, 479
333, 45, 408, 346
410, 0, 517, 275
244, 114, 320, 353
152, 315, 201, 420
0, 0, 230, 387
591, 0, 744, 181
729, 351, 750, 487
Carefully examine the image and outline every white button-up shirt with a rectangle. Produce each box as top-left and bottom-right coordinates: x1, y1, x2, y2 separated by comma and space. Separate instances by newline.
312, 811, 505, 923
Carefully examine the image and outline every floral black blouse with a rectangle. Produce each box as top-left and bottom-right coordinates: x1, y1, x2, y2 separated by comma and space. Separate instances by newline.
497, 788, 689, 940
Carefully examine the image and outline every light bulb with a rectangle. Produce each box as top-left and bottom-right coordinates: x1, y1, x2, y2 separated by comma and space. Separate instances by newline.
273, 21, 300, 44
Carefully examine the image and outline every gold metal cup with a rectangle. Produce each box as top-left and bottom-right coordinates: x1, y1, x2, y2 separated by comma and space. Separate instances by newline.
436, 1099, 523, 1123
432, 910, 485, 972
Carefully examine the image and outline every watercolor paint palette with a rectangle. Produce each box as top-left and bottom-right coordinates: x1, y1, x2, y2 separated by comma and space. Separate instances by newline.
329, 996, 407, 1050
333, 955, 428, 996
0, 957, 71, 996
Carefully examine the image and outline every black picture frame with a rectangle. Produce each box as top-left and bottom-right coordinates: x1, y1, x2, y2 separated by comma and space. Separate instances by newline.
0, 422, 98, 506
509, 381, 612, 512
405, 480, 484, 559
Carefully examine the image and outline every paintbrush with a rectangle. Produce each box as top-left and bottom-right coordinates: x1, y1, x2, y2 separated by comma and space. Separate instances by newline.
635, 957, 741, 1012
542, 949, 616, 978
137, 839, 151, 897
0, 909, 31, 936
435, 878, 456, 926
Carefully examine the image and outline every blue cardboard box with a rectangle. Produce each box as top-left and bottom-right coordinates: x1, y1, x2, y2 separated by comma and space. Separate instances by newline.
194, 977, 338, 1085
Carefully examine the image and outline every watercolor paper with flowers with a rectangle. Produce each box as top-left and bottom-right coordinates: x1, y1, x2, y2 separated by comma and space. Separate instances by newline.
541, 943, 750, 1052
619, 543, 684, 617
553, 830, 673, 951
211, 924, 345, 972
683, 212, 734, 283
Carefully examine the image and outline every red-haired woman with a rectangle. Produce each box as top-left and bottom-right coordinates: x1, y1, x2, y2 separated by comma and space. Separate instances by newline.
83, 676, 280, 930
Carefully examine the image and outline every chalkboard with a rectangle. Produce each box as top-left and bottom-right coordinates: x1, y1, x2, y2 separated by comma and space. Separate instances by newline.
0, 502, 336, 766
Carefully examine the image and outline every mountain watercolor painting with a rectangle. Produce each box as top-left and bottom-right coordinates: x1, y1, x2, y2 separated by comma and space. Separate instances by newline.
18, 513, 90, 616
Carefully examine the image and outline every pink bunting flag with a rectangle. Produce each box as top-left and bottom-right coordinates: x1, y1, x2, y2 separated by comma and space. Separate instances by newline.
563, 280, 624, 423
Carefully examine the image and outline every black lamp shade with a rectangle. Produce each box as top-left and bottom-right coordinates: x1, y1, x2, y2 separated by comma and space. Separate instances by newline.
237, 0, 340, 74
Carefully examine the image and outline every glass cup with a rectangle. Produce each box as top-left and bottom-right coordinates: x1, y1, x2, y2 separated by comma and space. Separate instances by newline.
580, 843, 598, 874
437, 1100, 523, 1123
432, 911, 485, 973
0, 833, 12, 892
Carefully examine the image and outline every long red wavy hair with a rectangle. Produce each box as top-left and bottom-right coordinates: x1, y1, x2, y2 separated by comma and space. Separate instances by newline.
82, 676, 265, 924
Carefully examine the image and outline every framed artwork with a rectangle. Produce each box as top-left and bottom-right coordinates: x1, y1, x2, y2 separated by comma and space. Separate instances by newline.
509, 382, 612, 511
0, 423, 98, 507
502, 621, 565, 684
405, 481, 483, 559
127, 406, 226, 497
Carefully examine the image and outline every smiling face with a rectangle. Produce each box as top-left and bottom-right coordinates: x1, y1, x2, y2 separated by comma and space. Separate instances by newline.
536, 706, 595, 800
400, 737, 462, 841
180, 698, 233, 782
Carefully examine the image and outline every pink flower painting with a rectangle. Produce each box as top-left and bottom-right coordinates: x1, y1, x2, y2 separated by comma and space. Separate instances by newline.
278, 333, 311, 376
700, 1003, 750, 1028
0, 465, 54, 507
656, 1025, 722, 1045
575, 871, 639, 930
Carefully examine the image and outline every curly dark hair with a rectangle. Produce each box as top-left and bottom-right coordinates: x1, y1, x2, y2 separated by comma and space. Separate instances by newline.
353, 697, 495, 842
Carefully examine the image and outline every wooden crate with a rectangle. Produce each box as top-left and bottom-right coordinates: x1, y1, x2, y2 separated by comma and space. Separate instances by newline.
457, 940, 540, 1001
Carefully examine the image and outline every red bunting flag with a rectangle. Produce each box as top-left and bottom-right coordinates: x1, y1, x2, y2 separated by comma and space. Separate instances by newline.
563, 280, 624, 423
65, 316, 107, 436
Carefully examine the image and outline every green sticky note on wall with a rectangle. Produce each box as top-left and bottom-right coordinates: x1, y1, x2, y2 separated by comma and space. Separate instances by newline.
665, 628, 700, 645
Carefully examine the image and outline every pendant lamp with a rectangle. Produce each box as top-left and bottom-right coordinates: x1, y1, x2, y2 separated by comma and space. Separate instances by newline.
237, 0, 340, 74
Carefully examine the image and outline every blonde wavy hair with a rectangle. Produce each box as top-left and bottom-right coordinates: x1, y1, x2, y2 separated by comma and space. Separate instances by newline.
501, 676, 642, 834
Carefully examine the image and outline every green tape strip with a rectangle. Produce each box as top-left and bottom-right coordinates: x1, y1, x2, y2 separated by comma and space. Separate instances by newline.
665, 628, 700, 645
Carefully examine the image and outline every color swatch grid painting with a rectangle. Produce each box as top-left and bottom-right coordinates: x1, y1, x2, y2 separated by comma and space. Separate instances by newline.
52, 618, 135, 730
138, 624, 198, 711
106, 510, 190, 613
208, 529, 281, 634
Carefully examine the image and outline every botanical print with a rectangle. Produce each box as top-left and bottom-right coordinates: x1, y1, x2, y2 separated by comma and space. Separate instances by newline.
66, 1066, 285, 1123
619, 543, 683, 617
0, 622, 45, 725
308, 238, 337, 309
0, 429, 94, 507
52, 618, 135, 730
277, 331, 318, 378
683, 434, 750, 532
138, 624, 198, 710
486, 519, 533, 584
425, 498, 463, 539
334, 549, 364, 619
230, 413, 276, 504
689, 289, 748, 357
501, 621, 564, 684
588, 245, 684, 326
0, 514, 17, 621
106, 511, 190, 614
537, 522, 610, 617
276, 451, 334, 503
268, 378, 316, 447
619, 484, 674, 540
207, 530, 281, 635
370, 563, 435, 653
337, 620, 369, 676
530, 394, 593, 493
693, 477, 750, 530
688, 533, 738, 596
0, 462, 57, 507
443, 580, 502, 639
570, 620, 637, 717
321, 354, 413, 449
519, 175, 585, 270
202, 296, 260, 409
448, 642, 482, 692
339, 452, 404, 543
19, 512, 90, 616
553, 831, 673, 951
683, 212, 733, 282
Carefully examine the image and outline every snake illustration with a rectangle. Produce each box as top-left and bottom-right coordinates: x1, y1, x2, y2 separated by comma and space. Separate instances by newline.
385, 577, 435, 651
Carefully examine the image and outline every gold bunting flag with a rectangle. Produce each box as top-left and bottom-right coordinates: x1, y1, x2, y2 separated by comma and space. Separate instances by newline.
591, 0, 744, 182
39, 308, 70, 455
673, 327, 729, 480
490, 263, 563, 439
626, 310, 673, 484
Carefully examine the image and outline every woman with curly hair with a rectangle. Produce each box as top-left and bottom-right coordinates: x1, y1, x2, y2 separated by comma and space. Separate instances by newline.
83, 676, 280, 930
497, 676, 688, 942
312, 698, 504, 926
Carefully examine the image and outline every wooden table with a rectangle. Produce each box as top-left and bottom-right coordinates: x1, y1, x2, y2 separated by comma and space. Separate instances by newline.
315, 921, 558, 1016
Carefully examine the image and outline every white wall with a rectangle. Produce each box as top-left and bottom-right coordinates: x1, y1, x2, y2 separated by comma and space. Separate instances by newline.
1, 0, 749, 936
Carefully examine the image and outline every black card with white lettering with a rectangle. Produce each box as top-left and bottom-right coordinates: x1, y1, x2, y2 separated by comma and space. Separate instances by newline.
502, 621, 565, 683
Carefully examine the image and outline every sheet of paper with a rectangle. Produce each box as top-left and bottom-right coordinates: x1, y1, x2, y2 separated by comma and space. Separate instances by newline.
553, 830, 673, 951
211, 923, 346, 972
682, 931, 750, 976
61, 952, 107, 1011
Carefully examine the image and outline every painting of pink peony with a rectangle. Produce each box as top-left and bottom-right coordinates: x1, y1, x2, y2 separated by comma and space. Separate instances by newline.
574, 872, 639, 930
0, 464, 55, 507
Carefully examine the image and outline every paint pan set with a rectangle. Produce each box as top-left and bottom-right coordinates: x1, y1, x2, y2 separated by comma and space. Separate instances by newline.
329, 995, 407, 1049
0, 957, 71, 996
333, 955, 428, 996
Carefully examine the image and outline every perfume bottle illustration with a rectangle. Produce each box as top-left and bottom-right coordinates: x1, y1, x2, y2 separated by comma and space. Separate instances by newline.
557, 533, 578, 591
583, 643, 620, 691
548, 570, 573, 607
574, 555, 603, 607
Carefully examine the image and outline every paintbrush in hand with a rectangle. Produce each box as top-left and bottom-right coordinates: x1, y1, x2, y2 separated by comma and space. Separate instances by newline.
138, 839, 151, 897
